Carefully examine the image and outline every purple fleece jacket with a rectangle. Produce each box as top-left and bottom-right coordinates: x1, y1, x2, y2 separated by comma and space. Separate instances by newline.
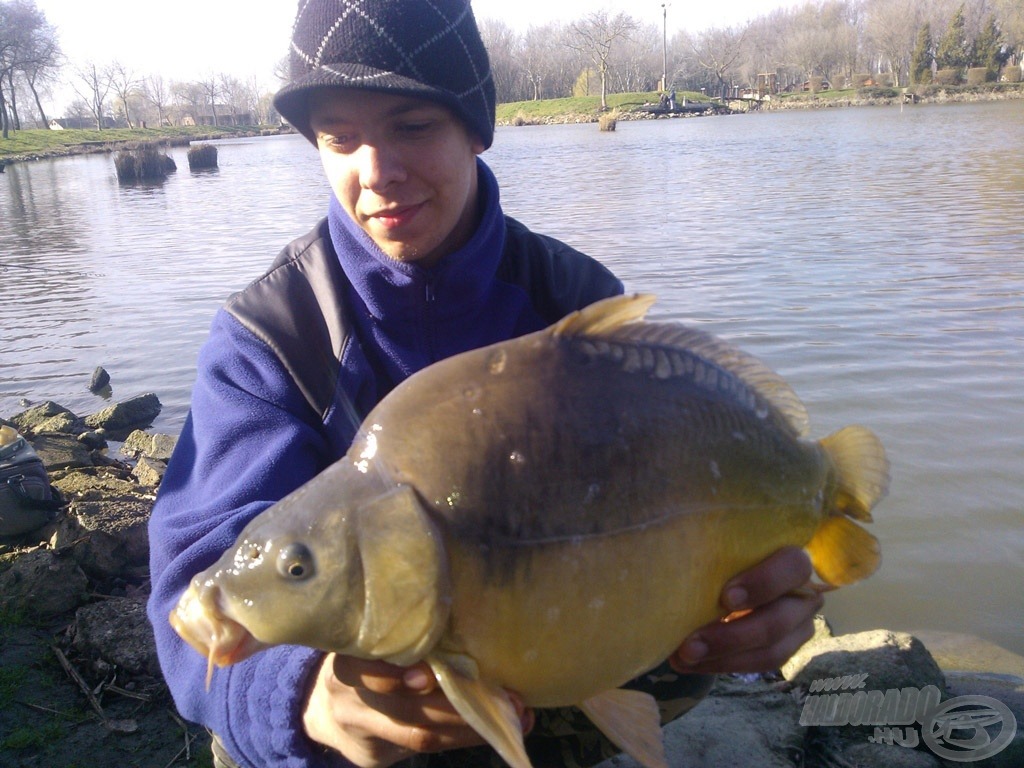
146, 160, 622, 768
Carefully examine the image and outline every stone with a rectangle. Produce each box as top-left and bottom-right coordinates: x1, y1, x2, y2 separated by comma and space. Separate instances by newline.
30, 433, 94, 471
603, 677, 807, 768
131, 456, 167, 487
783, 629, 945, 694
77, 430, 108, 450
34, 411, 86, 435
74, 597, 160, 676
840, 741, 942, 767
11, 401, 79, 436
83, 393, 162, 440
54, 496, 152, 578
51, 467, 142, 501
0, 549, 89, 619
88, 366, 111, 392
121, 430, 177, 461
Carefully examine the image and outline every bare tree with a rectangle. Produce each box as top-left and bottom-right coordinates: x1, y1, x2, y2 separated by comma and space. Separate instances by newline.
612, 22, 661, 93
144, 74, 170, 126
107, 60, 140, 128
197, 74, 224, 126
71, 62, 113, 129
478, 17, 523, 103
691, 25, 748, 98
566, 11, 640, 109
864, 0, 925, 86
1, 0, 61, 135
171, 79, 205, 125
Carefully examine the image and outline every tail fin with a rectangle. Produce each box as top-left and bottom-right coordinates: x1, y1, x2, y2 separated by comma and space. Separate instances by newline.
806, 426, 890, 586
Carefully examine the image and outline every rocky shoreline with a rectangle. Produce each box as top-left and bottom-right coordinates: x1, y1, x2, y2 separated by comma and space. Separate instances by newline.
1, 394, 1021, 767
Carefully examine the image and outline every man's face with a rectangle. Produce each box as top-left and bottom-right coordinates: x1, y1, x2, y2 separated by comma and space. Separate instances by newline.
308, 89, 485, 267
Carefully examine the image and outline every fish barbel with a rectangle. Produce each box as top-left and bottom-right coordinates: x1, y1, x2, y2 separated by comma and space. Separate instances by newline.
170, 294, 889, 768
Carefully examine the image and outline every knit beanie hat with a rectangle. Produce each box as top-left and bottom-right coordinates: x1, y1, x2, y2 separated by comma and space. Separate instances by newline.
274, 0, 496, 148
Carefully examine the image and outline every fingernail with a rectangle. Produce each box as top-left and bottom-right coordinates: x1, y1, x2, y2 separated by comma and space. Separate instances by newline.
724, 586, 748, 611
679, 638, 708, 665
403, 667, 431, 689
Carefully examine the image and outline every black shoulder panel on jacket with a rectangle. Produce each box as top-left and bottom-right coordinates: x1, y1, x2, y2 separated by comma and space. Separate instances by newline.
498, 216, 624, 323
224, 219, 350, 420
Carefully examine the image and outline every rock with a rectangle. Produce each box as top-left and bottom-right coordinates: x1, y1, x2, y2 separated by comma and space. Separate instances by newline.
783, 629, 946, 694
131, 456, 167, 487
840, 740, 943, 767
121, 429, 177, 461
88, 366, 111, 392
30, 433, 94, 470
11, 401, 78, 436
938, 671, 1024, 768
74, 597, 160, 676
77, 430, 108, 450
51, 467, 143, 501
83, 393, 162, 440
34, 411, 86, 435
50, 497, 152, 579
0, 549, 89, 619
653, 677, 806, 768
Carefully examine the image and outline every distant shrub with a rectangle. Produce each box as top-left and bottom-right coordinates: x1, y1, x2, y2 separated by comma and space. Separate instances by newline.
850, 73, 872, 88
114, 144, 175, 183
598, 111, 617, 131
188, 144, 218, 170
808, 75, 825, 93
1002, 66, 1022, 83
935, 68, 962, 86
875, 72, 894, 87
856, 86, 899, 99
966, 67, 994, 86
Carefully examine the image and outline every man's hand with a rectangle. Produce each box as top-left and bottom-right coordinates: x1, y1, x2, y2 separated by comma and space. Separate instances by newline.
303, 653, 533, 768
670, 547, 825, 674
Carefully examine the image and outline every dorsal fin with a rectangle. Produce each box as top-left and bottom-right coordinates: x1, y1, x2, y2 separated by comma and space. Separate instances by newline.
552, 294, 656, 337
552, 295, 810, 437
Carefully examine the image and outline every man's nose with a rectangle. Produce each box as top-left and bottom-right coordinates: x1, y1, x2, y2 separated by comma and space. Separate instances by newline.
358, 143, 405, 191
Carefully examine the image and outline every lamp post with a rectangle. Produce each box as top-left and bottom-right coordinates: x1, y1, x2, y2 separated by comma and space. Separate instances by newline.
661, 4, 669, 93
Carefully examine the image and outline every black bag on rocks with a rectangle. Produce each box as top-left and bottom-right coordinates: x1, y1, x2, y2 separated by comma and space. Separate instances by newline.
0, 425, 64, 536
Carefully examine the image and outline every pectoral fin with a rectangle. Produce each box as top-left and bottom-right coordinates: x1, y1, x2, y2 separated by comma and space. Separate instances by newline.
579, 689, 668, 768
428, 651, 531, 768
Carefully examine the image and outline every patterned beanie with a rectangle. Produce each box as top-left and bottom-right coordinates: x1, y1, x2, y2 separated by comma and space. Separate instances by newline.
274, 0, 496, 148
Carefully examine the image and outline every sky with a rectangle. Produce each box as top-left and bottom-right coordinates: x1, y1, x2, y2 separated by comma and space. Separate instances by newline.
33, 0, 791, 112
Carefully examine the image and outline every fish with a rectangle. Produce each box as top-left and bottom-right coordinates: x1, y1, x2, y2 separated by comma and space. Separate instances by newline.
170, 293, 889, 768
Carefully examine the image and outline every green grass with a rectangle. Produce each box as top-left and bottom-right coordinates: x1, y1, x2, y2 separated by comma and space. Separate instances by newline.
0, 125, 273, 162
2, 722, 64, 750
0, 666, 28, 701
496, 90, 710, 123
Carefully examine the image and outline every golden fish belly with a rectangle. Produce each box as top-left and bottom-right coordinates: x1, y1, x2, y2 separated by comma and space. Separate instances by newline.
442, 503, 818, 707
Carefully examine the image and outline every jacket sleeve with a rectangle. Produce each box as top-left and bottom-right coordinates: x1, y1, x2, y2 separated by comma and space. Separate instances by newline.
146, 310, 351, 768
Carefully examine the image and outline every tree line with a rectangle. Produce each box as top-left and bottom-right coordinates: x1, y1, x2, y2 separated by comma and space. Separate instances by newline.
479, 0, 1022, 103
2, 0, 1022, 137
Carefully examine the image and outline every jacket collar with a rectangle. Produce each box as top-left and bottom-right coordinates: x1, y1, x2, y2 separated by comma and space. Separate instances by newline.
327, 158, 505, 322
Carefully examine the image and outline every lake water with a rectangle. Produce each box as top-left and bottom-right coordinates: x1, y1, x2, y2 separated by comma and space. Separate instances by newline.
3, 100, 1022, 657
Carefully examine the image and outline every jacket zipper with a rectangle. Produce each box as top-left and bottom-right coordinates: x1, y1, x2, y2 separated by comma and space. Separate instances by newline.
424, 280, 438, 362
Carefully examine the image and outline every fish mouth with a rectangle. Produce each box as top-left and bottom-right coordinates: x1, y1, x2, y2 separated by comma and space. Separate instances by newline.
170, 582, 270, 688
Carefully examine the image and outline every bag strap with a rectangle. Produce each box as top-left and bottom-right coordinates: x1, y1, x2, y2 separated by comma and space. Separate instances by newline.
5, 474, 66, 512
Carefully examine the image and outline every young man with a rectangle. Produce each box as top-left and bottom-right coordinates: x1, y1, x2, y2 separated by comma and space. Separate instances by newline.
147, 2, 823, 767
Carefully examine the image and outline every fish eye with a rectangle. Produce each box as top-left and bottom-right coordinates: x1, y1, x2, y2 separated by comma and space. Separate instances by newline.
277, 542, 315, 580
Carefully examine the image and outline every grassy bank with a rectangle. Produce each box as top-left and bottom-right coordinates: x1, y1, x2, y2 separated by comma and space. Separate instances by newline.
0, 124, 285, 165
496, 90, 709, 124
